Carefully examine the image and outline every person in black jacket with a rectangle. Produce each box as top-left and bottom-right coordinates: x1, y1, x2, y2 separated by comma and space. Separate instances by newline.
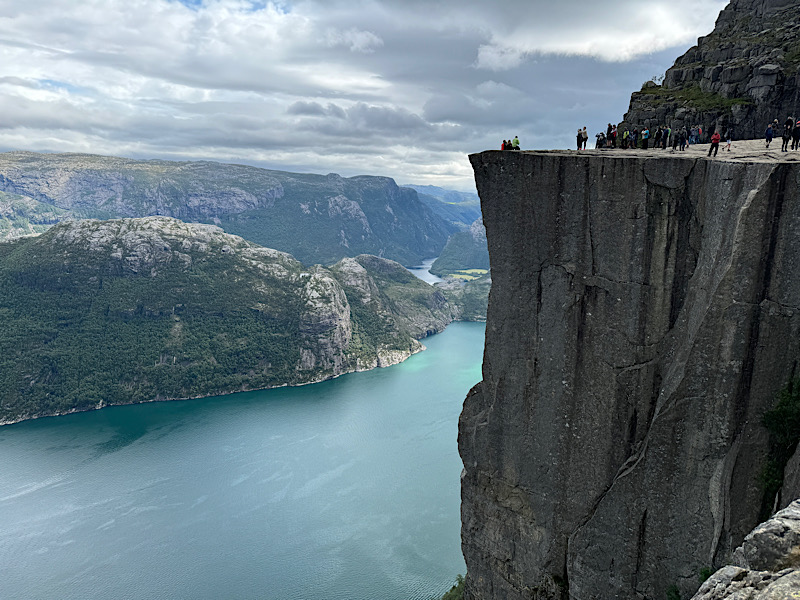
782, 118, 793, 152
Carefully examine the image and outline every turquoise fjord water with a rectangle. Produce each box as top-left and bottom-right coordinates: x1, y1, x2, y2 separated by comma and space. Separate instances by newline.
0, 322, 484, 600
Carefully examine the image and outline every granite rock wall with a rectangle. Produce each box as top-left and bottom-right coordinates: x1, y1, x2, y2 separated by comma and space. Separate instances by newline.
460, 150, 800, 599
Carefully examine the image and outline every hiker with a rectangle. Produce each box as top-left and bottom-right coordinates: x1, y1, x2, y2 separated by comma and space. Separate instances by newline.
662, 126, 670, 150
654, 127, 662, 149
672, 129, 679, 152
792, 121, 800, 150
765, 124, 774, 148
595, 132, 606, 149
512, 136, 520, 150
642, 127, 650, 149
501, 140, 507, 150
577, 129, 583, 150
622, 129, 629, 149
631, 128, 639, 149
724, 127, 733, 151
782, 119, 792, 152
708, 130, 721, 157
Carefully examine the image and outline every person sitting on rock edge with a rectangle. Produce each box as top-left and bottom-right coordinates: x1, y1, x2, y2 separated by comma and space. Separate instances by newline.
512, 136, 520, 150
708, 131, 721, 157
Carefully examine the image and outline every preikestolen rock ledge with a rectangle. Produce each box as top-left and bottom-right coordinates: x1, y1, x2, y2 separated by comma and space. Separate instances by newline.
460, 147, 800, 599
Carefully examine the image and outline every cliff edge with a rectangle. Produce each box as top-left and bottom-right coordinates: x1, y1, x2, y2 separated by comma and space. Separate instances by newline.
621, 0, 800, 137
460, 149, 800, 599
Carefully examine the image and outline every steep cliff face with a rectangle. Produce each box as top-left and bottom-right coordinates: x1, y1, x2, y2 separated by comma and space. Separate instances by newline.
621, 0, 800, 137
460, 150, 800, 599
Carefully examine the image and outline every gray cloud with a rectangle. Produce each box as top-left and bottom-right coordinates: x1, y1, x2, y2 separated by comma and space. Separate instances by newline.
0, 0, 728, 189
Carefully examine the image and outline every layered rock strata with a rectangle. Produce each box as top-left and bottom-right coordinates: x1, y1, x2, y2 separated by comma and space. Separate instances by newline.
460, 149, 800, 599
621, 0, 800, 138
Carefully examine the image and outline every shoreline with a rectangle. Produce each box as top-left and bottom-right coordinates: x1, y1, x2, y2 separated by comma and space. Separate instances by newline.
0, 325, 450, 428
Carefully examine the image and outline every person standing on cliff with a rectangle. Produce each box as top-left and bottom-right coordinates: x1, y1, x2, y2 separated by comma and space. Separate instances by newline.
576, 129, 583, 150
782, 119, 792, 152
724, 127, 733, 151
708, 130, 721, 157
642, 127, 649, 149
792, 121, 800, 150
581, 127, 588, 149
765, 123, 774, 148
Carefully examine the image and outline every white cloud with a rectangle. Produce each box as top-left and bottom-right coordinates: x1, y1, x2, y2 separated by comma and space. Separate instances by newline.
326, 28, 384, 53
0, 0, 729, 188
475, 45, 526, 71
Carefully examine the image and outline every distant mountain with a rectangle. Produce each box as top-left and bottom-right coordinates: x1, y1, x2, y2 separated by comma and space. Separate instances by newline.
0, 152, 456, 267
0, 191, 69, 240
402, 184, 481, 230
430, 219, 489, 276
0, 217, 456, 425
436, 275, 491, 322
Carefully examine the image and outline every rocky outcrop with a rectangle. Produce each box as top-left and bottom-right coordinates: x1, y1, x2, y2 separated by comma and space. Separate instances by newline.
0, 151, 455, 266
460, 150, 800, 599
691, 499, 800, 599
621, 0, 800, 138
0, 217, 456, 425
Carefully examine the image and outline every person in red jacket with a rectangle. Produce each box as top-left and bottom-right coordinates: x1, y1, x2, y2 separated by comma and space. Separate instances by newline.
708, 131, 721, 157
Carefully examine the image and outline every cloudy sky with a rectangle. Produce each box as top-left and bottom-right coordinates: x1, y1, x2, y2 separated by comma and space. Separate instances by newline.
0, 0, 728, 190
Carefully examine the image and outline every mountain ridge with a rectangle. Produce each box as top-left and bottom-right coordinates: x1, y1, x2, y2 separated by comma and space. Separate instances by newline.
0, 151, 461, 267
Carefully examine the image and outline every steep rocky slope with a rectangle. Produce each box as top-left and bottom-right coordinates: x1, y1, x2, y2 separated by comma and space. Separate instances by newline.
691, 500, 800, 600
403, 184, 482, 230
0, 191, 68, 240
0, 217, 455, 425
621, 0, 800, 138
460, 149, 800, 599
430, 219, 489, 277
0, 151, 454, 266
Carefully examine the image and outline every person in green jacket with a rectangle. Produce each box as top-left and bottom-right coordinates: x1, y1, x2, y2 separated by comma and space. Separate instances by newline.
512, 136, 520, 150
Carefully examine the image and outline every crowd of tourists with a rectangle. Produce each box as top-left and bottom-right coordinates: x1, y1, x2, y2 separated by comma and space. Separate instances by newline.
573, 116, 800, 156
765, 117, 800, 151
583, 123, 705, 151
